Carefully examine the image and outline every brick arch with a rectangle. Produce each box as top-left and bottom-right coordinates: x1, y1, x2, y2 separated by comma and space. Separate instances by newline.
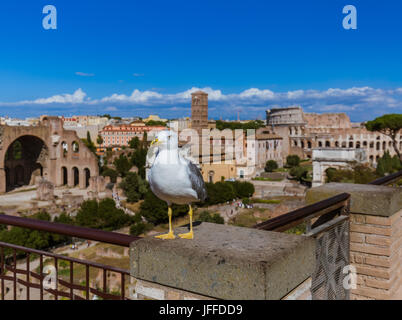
2, 134, 49, 192
0, 117, 99, 193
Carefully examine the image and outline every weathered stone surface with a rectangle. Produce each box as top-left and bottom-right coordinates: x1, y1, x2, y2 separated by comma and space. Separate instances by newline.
130, 222, 315, 300
36, 178, 54, 201
306, 183, 402, 217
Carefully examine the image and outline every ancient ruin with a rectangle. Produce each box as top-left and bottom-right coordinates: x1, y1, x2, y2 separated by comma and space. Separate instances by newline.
0, 116, 99, 193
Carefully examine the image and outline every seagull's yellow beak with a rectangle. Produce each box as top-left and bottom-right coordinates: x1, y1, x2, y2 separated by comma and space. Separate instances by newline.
151, 138, 159, 146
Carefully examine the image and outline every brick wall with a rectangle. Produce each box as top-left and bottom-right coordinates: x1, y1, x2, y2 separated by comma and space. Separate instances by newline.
350, 209, 402, 299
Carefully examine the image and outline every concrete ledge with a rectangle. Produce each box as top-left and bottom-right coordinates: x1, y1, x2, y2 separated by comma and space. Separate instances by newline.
130, 222, 315, 300
306, 183, 402, 217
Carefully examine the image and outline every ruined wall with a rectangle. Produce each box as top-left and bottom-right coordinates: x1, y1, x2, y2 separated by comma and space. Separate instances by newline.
0, 117, 99, 193
304, 113, 352, 129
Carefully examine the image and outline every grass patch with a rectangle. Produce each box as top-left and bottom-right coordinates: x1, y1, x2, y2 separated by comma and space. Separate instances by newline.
252, 199, 281, 204
252, 177, 284, 182
284, 223, 306, 235
229, 208, 271, 228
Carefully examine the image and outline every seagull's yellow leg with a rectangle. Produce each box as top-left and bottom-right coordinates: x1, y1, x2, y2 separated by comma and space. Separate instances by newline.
155, 206, 176, 239
178, 205, 194, 239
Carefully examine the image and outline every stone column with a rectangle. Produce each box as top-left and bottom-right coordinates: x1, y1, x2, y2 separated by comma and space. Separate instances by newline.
67, 168, 74, 188
0, 168, 6, 193
306, 183, 402, 300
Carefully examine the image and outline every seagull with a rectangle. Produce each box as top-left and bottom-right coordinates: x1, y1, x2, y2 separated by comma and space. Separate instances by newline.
147, 130, 207, 240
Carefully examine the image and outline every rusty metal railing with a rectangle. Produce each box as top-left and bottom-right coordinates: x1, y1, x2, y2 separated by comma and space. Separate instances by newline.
0, 214, 140, 247
254, 193, 351, 300
0, 215, 141, 300
369, 169, 402, 186
254, 193, 350, 233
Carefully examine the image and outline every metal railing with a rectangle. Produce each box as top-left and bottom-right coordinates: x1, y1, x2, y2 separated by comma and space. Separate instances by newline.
369, 169, 402, 186
252, 170, 401, 300
0, 216, 140, 300
254, 193, 351, 300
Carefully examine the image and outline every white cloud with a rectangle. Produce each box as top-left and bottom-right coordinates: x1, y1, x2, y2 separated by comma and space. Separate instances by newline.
133, 73, 144, 77
5, 88, 87, 105
1, 86, 401, 121
75, 72, 95, 77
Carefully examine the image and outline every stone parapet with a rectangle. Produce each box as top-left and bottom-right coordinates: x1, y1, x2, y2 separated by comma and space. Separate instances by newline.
130, 222, 315, 300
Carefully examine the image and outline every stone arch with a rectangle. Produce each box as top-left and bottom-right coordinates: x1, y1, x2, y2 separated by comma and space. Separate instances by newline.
3, 135, 48, 192
61, 141, 68, 157
72, 167, 79, 186
72, 141, 79, 153
208, 170, 215, 183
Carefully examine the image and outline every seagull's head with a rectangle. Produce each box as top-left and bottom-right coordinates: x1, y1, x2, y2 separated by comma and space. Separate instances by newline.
150, 130, 178, 150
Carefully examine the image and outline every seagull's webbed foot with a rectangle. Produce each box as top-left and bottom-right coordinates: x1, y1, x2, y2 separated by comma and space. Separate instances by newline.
155, 205, 176, 240
178, 231, 193, 239
178, 204, 194, 239
155, 232, 176, 240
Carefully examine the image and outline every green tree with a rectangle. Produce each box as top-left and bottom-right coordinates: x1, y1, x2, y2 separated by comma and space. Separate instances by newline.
265, 160, 278, 172
145, 120, 167, 127
119, 172, 148, 203
376, 151, 402, 176
101, 167, 118, 183
131, 147, 148, 179
113, 154, 132, 177
75, 198, 132, 231
365, 114, 402, 161
286, 155, 301, 167
198, 211, 224, 224
139, 190, 188, 225
128, 137, 140, 149
289, 166, 308, 182
97, 135, 104, 146
81, 131, 96, 154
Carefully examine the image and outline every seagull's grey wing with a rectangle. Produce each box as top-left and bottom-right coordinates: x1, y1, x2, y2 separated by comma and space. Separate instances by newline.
186, 161, 207, 202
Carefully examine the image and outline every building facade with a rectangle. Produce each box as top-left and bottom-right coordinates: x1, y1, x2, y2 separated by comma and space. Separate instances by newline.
100, 123, 165, 148
266, 106, 402, 166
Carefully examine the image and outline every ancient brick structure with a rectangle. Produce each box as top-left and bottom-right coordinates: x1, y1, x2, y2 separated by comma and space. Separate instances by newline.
0, 116, 99, 193
191, 91, 209, 135
266, 106, 402, 166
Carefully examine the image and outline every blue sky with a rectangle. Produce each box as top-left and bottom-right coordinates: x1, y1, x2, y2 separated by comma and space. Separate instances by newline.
0, 0, 402, 121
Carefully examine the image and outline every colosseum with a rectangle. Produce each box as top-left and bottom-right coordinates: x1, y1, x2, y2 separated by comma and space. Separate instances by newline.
266, 106, 402, 165
0, 116, 99, 193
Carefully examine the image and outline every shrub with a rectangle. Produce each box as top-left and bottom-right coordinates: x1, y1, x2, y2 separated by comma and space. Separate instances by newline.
129, 222, 151, 236
101, 167, 118, 183
265, 160, 278, 172
289, 166, 308, 182
286, 155, 300, 167
198, 211, 224, 224
139, 190, 188, 225
376, 151, 402, 176
119, 172, 148, 203
75, 198, 132, 231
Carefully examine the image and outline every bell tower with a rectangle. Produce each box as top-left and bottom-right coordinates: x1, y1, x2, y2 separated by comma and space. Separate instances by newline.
191, 91, 208, 135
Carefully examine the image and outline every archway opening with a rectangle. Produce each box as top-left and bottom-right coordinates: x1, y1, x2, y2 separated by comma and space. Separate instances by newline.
73, 167, 79, 186
84, 168, 90, 188
4, 135, 47, 192
62, 167, 68, 185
